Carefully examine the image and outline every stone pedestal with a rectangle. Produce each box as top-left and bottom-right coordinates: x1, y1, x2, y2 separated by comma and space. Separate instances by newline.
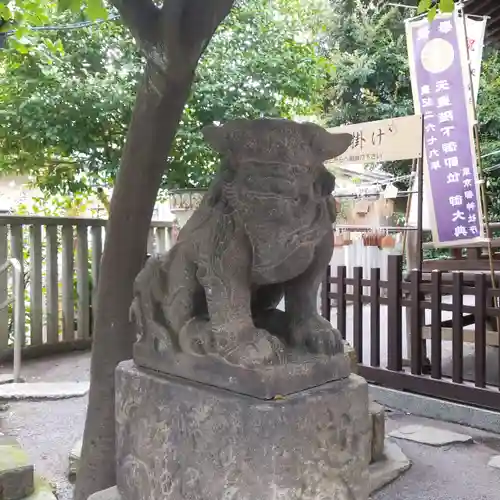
114, 360, 371, 500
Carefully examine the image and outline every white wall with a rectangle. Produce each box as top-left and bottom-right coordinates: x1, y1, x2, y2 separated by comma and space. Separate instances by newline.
0, 175, 41, 212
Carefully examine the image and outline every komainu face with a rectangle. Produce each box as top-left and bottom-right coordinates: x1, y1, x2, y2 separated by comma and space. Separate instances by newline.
208, 119, 343, 280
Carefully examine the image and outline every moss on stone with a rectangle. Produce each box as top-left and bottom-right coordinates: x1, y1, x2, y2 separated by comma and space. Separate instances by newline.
25, 475, 57, 500
0, 444, 31, 471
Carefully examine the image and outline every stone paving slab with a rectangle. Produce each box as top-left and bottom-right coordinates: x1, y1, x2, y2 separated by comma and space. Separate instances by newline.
389, 424, 473, 447
488, 455, 500, 470
87, 486, 121, 500
0, 382, 89, 400
368, 440, 411, 494
0, 374, 15, 384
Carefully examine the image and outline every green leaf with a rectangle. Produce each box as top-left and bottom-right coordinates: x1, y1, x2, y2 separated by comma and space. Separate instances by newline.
70, 0, 83, 13
86, 0, 107, 20
439, 0, 455, 13
8, 37, 30, 53
66, 0, 84, 13
0, 3, 12, 19
57, 0, 74, 12
417, 0, 431, 14
428, 5, 437, 21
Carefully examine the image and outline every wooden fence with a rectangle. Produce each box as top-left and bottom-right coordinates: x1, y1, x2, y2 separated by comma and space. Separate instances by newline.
0, 215, 175, 360
322, 254, 500, 411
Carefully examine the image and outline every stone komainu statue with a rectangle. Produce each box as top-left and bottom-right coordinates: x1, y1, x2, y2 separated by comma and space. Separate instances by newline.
131, 118, 352, 367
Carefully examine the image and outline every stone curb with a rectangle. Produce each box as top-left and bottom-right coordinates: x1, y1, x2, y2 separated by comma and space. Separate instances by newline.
370, 401, 385, 463
0, 438, 34, 500
68, 438, 83, 481
25, 476, 57, 500
369, 385, 500, 435
0, 437, 56, 500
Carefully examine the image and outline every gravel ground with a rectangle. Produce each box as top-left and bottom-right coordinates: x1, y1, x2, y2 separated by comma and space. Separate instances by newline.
0, 351, 90, 500
374, 412, 500, 500
1, 351, 500, 500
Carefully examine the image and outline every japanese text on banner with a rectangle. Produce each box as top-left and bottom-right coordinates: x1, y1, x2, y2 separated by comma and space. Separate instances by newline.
407, 14, 484, 246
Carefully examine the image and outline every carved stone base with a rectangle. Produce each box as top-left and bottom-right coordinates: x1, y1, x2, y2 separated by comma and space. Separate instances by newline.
115, 360, 371, 500
133, 341, 351, 400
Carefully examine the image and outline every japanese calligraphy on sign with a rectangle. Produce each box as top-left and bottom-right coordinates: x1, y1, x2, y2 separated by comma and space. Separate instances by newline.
406, 13, 484, 247
326, 115, 422, 165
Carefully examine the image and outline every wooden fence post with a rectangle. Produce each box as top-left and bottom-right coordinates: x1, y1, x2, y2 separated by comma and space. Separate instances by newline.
321, 265, 331, 322
76, 226, 90, 339
29, 224, 43, 346
430, 270, 443, 380
474, 273, 486, 388
10, 224, 25, 347
0, 224, 8, 349
452, 272, 464, 384
353, 266, 363, 363
61, 225, 75, 341
337, 266, 347, 339
410, 269, 422, 375
387, 255, 403, 371
46, 224, 59, 345
370, 267, 381, 367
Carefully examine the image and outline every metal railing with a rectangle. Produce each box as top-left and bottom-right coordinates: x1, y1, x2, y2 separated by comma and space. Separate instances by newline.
0, 258, 23, 382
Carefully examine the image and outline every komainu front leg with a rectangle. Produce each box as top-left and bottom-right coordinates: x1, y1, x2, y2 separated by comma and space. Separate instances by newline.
189, 222, 284, 366
196, 274, 284, 366
284, 234, 343, 355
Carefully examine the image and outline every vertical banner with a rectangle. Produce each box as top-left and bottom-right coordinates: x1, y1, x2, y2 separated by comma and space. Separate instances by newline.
406, 12, 484, 247
407, 15, 486, 232
465, 15, 487, 105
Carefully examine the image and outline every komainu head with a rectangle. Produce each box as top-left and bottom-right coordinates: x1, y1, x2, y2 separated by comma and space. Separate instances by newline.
203, 118, 352, 166
201, 119, 351, 226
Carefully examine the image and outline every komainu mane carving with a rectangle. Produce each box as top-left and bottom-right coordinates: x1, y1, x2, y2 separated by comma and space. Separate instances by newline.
131, 118, 352, 367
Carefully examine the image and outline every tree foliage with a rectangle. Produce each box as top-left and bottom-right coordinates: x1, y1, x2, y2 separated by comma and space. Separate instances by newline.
324, 1, 413, 126
0, 15, 139, 194
323, 0, 500, 220
167, 0, 332, 188
1, 0, 331, 193
323, 0, 415, 182
476, 50, 500, 221
417, 0, 456, 20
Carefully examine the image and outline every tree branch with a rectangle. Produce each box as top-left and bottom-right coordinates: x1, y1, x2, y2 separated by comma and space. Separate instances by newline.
182, 0, 235, 57
161, 0, 235, 67
160, 0, 184, 61
111, 0, 161, 52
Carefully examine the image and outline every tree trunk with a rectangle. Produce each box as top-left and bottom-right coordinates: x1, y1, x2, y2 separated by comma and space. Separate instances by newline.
74, 1, 236, 496
74, 64, 195, 500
